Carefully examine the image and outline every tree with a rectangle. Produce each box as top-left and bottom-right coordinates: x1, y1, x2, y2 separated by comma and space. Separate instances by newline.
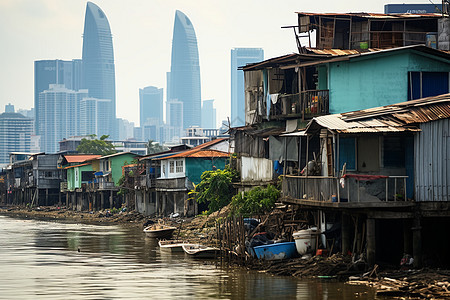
194, 166, 239, 213
76, 134, 116, 155
146, 140, 167, 154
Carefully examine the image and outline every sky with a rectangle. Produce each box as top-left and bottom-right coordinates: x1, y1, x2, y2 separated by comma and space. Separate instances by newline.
0, 0, 432, 127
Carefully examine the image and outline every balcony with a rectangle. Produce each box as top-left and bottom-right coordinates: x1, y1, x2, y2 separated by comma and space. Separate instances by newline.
98, 181, 117, 191
282, 174, 409, 205
270, 90, 329, 121
155, 177, 187, 191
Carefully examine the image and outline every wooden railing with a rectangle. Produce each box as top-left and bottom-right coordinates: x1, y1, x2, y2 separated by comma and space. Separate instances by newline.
282, 175, 409, 202
270, 90, 329, 120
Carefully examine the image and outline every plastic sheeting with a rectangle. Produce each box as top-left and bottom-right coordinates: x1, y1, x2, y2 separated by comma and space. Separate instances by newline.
241, 156, 273, 182
269, 136, 299, 162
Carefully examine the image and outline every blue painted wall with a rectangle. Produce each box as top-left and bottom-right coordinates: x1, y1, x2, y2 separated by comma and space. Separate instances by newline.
327, 50, 450, 114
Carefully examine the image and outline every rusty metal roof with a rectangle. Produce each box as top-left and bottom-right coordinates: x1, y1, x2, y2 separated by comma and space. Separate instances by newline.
296, 12, 444, 19
306, 93, 450, 134
306, 48, 381, 56
64, 154, 101, 163
157, 149, 229, 159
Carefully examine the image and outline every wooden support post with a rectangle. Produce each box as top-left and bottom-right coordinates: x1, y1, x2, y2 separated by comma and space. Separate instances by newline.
100, 192, 104, 210
109, 190, 113, 208
403, 219, 412, 255
366, 218, 376, 267
412, 215, 422, 268
45, 188, 49, 206
341, 213, 351, 255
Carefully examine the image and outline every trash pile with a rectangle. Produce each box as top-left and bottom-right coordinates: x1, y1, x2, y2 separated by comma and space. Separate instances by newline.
348, 268, 450, 299
248, 253, 356, 279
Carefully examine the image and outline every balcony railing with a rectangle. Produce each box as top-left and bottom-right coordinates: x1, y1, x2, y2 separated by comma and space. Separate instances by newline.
282, 174, 409, 203
271, 90, 329, 120
60, 182, 68, 192
98, 181, 117, 190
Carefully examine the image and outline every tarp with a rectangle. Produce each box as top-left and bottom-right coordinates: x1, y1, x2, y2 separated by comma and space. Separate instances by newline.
269, 136, 299, 162
342, 174, 388, 180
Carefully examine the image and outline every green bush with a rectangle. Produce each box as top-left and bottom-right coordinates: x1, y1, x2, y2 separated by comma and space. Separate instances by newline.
230, 184, 280, 216
194, 166, 239, 213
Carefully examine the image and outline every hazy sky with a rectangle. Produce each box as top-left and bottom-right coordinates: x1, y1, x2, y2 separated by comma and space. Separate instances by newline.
0, 0, 429, 127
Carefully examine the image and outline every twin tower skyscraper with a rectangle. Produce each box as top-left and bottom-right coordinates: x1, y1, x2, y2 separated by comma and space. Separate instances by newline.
35, 2, 201, 152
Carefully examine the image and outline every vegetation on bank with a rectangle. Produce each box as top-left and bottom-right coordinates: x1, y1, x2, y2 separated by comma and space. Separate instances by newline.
191, 166, 280, 216
76, 134, 116, 155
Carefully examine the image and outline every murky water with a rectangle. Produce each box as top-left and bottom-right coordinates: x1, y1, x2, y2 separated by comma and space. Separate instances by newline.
0, 215, 380, 299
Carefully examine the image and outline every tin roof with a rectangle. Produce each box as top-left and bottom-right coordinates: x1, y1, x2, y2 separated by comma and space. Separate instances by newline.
306, 93, 450, 134
158, 149, 229, 160
64, 154, 101, 163
296, 12, 444, 19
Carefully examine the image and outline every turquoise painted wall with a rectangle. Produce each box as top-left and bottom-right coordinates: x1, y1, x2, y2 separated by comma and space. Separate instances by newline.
185, 158, 228, 185
327, 51, 450, 114
109, 154, 137, 185
67, 164, 93, 191
109, 153, 136, 186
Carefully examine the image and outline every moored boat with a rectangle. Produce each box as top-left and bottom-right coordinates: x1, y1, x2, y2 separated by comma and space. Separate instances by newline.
158, 240, 186, 252
143, 224, 177, 239
182, 244, 220, 259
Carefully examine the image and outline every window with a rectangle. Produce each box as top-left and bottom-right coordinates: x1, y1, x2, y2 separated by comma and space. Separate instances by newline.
408, 72, 449, 100
383, 136, 405, 167
162, 164, 166, 175
169, 161, 175, 173
176, 160, 184, 173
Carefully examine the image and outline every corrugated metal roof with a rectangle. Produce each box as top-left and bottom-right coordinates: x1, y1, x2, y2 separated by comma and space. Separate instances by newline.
64, 155, 101, 163
306, 48, 381, 56
158, 149, 229, 159
296, 12, 443, 19
64, 163, 91, 169
307, 93, 450, 134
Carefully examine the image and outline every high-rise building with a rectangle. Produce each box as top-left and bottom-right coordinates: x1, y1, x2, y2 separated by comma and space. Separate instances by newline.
38, 84, 88, 153
166, 99, 183, 142
0, 112, 33, 166
139, 86, 163, 127
82, 2, 116, 138
34, 59, 82, 135
231, 48, 264, 127
201, 99, 216, 129
4, 103, 14, 113
117, 118, 135, 141
79, 97, 112, 138
168, 10, 201, 129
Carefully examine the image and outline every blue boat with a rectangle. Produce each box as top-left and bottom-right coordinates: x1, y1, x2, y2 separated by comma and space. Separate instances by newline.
253, 242, 297, 260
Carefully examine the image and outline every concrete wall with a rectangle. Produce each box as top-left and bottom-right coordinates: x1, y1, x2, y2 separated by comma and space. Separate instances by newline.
328, 51, 450, 114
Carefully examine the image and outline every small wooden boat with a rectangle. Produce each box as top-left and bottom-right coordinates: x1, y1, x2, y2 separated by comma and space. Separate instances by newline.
143, 224, 177, 239
158, 240, 186, 252
182, 244, 220, 259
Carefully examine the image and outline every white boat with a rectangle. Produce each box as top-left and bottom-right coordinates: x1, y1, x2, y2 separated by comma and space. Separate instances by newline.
143, 224, 177, 239
182, 244, 220, 259
158, 240, 186, 252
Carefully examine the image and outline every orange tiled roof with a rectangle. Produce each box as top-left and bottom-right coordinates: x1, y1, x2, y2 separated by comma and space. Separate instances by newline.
159, 149, 229, 159
65, 155, 101, 163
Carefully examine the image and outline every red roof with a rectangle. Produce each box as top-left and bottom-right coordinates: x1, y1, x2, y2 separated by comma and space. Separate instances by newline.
65, 155, 101, 163
193, 138, 228, 150
158, 149, 229, 159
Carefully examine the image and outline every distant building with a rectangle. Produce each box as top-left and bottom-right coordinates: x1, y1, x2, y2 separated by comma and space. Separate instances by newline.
140, 86, 163, 127
4, 103, 14, 113
34, 59, 82, 135
201, 99, 216, 129
117, 118, 135, 141
79, 97, 112, 138
17, 108, 34, 119
168, 10, 201, 129
82, 2, 117, 139
166, 99, 184, 142
38, 84, 88, 153
231, 48, 264, 127
0, 112, 33, 166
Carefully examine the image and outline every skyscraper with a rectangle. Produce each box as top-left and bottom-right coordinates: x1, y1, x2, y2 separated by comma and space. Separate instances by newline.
231, 48, 264, 127
38, 84, 88, 153
0, 112, 33, 166
34, 59, 82, 135
82, 2, 116, 138
139, 86, 163, 127
80, 97, 112, 138
168, 10, 201, 129
201, 99, 216, 129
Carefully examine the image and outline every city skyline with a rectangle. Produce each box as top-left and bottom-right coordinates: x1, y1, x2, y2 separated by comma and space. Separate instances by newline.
0, 1, 421, 126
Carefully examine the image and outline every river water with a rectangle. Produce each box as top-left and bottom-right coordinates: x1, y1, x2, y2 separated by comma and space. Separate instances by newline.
0, 215, 381, 299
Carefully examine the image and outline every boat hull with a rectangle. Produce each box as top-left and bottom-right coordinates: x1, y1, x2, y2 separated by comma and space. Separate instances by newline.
182, 244, 219, 259
253, 242, 297, 260
143, 226, 177, 239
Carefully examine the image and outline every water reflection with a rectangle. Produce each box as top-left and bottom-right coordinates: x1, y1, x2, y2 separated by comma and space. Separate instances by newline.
0, 215, 378, 299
